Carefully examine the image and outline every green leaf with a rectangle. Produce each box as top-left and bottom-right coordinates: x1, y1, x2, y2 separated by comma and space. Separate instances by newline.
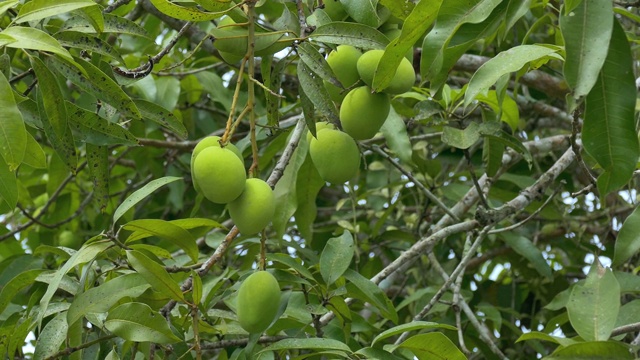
483, 137, 504, 177
36, 84, 77, 173
516, 331, 578, 347
560, 0, 613, 102
33, 312, 68, 360
320, 231, 354, 285
0, 72, 26, 171
192, 271, 202, 306
134, 99, 187, 139
37, 241, 112, 328
545, 341, 633, 359
310, 22, 389, 50
464, 45, 562, 107
501, 233, 552, 278
61, 14, 149, 37
479, 122, 532, 166
31, 57, 68, 142
266, 253, 315, 281
372, 321, 458, 346
272, 135, 308, 238
475, 91, 520, 131
0, 0, 18, 16
105, 302, 181, 343
0, 157, 17, 211
0, 269, 43, 315
14, 0, 97, 23
340, 0, 379, 27
46, 56, 141, 120
67, 103, 138, 146
0, 27, 72, 61
582, 20, 639, 196
297, 42, 339, 88
86, 144, 109, 213
67, 273, 151, 325
380, 107, 413, 165
355, 348, 406, 360
395, 332, 466, 360
123, 219, 198, 263
149, 0, 229, 21
22, 131, 47, 169
567, 261, 620, 341
613, 206, 640, 266
126, 250, 186, 302
55, 32, 125, 64
113, 176, 182, 224
297, 61, 339, 123
372, 0, 441, 92
76, 4, 104, 33
262, 338, 351, 353
344, 269, 398, 323
442, 122, 480, 150
294, 153, 324, 243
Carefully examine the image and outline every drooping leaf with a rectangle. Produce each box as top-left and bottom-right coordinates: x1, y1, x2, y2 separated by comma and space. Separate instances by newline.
0, 157, 17, 210
340, 0, 380, 27
0, 269, 44, 315
0, 27, 72, 61
344, 269, 398, 323
85, 144, 109, 213
560, 0, 613, 102
320, 231, 354, 285
464, 45, 562, 107
613, 206, 640, 266
134, 99, 187, 139
60, 14, 149, 37
0, 72, 26, 170
372, 0, 441, 92
14, 0, 97, 24
395, 332, 466, 360
272, 134, 308, 238
501, 233, 553, 278
33, 312, 68, 360
126, 250, 186, 302
37, 241, 112, 327
22, 131, 47, 169
55, 31, 125, 64
567, 261, 620, 341
294, 154, 325, 243
262, 338, 351, 353
36, 85, 78, 173
67, 103, 139, 146
31, 57, 68, 141
479, 121, 532, 166
380, 107, 413, 165
372, 321, 458, 346
297, 42, 339, 88
105, 302, 181, 343
310, 22, 389, 50
0, 0, 18, 16
113, 176, 182, 224
67, 273, 150, 325
123, 219, 198, 262
297, 61, 338, 123
266, 253, 315, 281
582, 20, 639, 196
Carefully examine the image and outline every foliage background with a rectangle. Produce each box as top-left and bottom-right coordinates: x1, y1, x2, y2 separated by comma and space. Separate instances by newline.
1, 0, 640, 359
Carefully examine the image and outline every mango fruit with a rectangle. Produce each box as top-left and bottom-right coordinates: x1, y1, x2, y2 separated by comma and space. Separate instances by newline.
306, 121, 337, 142
191, 136, 242, 193
323, 45, 362, 102
339, 86, 390, 140
193, 146, 246, 204
309, 128, 360, 183
357, 49, 415, 94
228, 178, 275, 235
236, 271, 281, 333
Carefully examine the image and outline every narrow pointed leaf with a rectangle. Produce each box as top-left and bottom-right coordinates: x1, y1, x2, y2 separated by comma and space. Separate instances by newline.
149, 0, 228, 21
55, 32, 125, 63
582, 20, 639, 196
320, 231, 354, 285
0, 0, 18, 16
126, 250, 185, 302
344, 269, 398, 323
105, 302, 181, 343
22, 131, 47, 169
113, 176, 182, 224
67, 103, 138, 146
262, 338, 351, 353
31, 57, 68, 140
0, 157, 17, 209
547, 341, 633, 359
37, 90, 77, 173
613, 206, 640, 266
61, 14, 149, 37
0, 27, 72, 61
134, 99, 187, 139
310, 22, 389, 50
560, 0, 613, 101
0, 72, 26, 170
373, 322, 457, 346
297, 61, 338, 123
123, 219, 197, 262
33, 312, 68, 360
501, 233, 553, 278
67, 273, 150, 325
567, 262, 620, 341
86, 144, 109, 213
0, 269, 44, 315
15, 0, 97, 23
297, 42, 339, 88
396, 332, 466, 360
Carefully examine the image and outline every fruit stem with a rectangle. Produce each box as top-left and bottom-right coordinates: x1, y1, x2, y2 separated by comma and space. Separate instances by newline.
220, 55, 247, 146
259, 229, 266, 271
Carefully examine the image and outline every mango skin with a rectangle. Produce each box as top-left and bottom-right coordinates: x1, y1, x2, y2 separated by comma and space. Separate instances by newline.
357, 49, 415, 94
339, 86, 390, 140
324, 45, 362, 102
193, 146, 246, 204
306, 121, 337, 142
228, 178, 275, 235
191, 136, 242, 193
236, 271, 281, 334
310, 128, 360, 184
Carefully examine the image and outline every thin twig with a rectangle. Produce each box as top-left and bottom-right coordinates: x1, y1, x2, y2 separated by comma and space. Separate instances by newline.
200, 335, 288, 349
45, 335, 116, 360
